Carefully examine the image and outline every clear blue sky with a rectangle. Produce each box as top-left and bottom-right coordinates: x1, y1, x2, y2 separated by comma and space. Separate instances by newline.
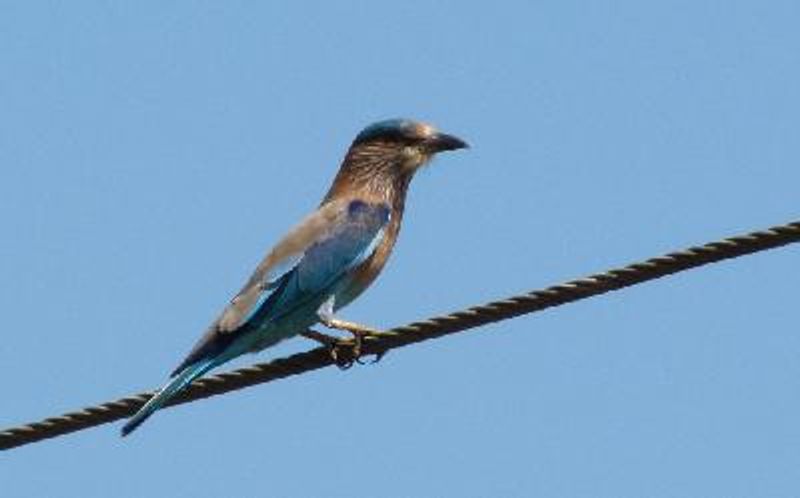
2, 2, 799, 497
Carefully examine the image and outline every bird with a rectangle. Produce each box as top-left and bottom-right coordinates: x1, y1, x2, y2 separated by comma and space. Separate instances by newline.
121, 118, 468, 436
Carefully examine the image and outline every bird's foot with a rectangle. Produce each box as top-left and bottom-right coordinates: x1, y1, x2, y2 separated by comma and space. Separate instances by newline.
313, 297, 386, 367
320, 317, 386, 365
302, 322, 385, 370
300, 330, 353, 369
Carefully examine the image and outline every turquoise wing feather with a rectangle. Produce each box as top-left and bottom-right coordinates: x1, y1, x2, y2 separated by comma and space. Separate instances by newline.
220, 198, 390, 328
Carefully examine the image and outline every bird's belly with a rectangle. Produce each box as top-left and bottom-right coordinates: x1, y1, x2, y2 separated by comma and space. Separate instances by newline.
235, 275, 366, 355
242, 282, 351, 353
244, 304, 322, 353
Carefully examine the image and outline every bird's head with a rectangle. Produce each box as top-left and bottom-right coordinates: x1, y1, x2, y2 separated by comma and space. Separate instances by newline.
351, 118, 469, 172
325, 118, 468, 203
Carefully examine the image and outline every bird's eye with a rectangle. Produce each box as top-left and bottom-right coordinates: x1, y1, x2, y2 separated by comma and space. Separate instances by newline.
403, 134, 426, 146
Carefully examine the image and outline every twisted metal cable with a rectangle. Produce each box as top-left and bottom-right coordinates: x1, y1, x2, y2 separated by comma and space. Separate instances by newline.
2, 219, 798, 451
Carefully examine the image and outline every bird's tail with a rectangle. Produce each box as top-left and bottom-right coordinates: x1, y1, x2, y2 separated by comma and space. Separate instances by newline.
121, 357, 216, 437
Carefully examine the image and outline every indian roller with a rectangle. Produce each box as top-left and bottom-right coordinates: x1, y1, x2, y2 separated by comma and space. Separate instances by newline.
121, 119, 468, 436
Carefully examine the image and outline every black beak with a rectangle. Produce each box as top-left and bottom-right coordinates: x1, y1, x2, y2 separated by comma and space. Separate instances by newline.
428, 132, 469, 152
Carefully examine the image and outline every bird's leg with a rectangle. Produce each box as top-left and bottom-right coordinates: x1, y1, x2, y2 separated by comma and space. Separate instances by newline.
300, 329, 356, 370
316, 296, 385, 365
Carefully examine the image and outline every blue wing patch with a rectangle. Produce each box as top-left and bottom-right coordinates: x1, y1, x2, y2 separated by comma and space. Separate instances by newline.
295, 200, 390, 293
218, 199, 390, 331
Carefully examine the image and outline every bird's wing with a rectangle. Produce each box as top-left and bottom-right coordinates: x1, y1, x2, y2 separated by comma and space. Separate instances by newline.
216, 198, 390, 332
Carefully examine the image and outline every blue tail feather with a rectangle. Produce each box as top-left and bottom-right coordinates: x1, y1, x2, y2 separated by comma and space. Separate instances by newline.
121, 358, 216, 437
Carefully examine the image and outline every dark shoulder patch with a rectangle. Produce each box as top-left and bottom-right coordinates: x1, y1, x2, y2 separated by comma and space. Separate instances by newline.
347, 199, 368, 216
347, 200, 391, 224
